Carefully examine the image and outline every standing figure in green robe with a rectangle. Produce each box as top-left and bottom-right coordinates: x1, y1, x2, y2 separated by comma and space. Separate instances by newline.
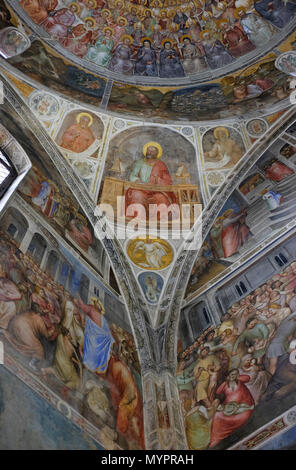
87, 28, 114, 67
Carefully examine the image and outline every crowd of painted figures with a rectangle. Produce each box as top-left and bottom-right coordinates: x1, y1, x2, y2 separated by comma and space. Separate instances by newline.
19, 0, 296, 77
0, 229, 144, 449
178, 261, 296, 449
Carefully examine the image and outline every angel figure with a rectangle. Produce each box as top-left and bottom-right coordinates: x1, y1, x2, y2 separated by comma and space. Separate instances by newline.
132, 239, 167, 269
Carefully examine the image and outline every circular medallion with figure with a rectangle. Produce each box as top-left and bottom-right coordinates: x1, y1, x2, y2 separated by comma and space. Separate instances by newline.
126, 236, 173, 271
28, 91, 60, 121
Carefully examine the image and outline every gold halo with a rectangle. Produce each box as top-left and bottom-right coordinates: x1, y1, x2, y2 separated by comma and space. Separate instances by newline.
143, 141, 163, 159
140, 36, 152, 44
161, 37, 174, 47
200, 29, 211, 40
128, 4, 138, 13
213, 126, 229, 138
144, 8, 153, 16
234, 6, 246, 18
68, 2, 81, 13
167, 9, 176, 18
84, 17, 96, 27
76, 213, 87, 224
102, 8, 111, 17
217, 18, 229, 28
76, 112, 93, 126
117, 16, 128, 25
86, 0, 97, 8
103, 26, 114, 35
160, 8, 168, 16
180, 34, 192, 42
121, 34, 133, 43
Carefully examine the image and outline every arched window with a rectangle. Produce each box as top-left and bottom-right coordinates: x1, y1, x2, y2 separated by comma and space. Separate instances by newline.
235, 285, 242, 296
240, 281, 248, 294
0, 150, 17, 200
2, 207, 29, 245
7, 223, 17, 238
46, 251, 59, 278
279, 253, 288, 264
27, 233, 47, 266
275, 255, 284, 267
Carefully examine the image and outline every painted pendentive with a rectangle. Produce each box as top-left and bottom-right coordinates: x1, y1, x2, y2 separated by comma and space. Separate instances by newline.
0, 0, 296, 452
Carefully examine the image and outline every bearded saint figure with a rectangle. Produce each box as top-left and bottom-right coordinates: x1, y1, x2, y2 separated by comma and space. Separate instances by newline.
59, 113, 95, 153
125, 142, 177, 220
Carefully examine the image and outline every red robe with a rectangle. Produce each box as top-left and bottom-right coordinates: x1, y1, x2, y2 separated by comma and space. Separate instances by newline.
222, 26, 255, 58
221, 213, 250, 258
265, 161, 294, 182
125, 160, 177, 218
210, 375, 254, 448
107, 355, 145, 449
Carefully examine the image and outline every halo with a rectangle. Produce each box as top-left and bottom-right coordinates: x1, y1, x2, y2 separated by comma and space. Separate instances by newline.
68, 2, 81, 13
217, 18, 229, 28
161, 37, 174, 47
167, 9, 176, 18
102, 8, 111, 17
121, 34, 133, 43
117, 16, 128, 25
180, 34, 192, 43
76, 112, 93, 126
213, 126, 229, 138
200, 29, 211, 40
86, 0, 97, 8
103, 26, 114, 35
143, 141, 163, 159
84, 16, 96, 27
160, 8, 168, 16
234, 6, 246, 18
144, 8, 153, 16
76, 213, 88, 224
128, 3, 138, 12
140, 36, 152, 44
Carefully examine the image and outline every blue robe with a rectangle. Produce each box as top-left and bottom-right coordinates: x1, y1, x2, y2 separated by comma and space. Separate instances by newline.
134, 46, 157, 76
83, 316, 114, 372
159, 48, 185, 78
255, 0, 296, 28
